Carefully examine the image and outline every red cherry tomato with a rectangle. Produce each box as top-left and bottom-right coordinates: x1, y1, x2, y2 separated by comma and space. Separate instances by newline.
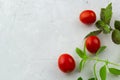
79, 10, 96, 24
85, 36, 100, 54
58, 53, 75, 73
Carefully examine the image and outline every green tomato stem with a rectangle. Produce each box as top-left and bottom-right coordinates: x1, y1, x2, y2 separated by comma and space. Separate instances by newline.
88, 57, 120, 66
83, 42, 87, 56
93, 62, 98, 80
108, 61, 120, 66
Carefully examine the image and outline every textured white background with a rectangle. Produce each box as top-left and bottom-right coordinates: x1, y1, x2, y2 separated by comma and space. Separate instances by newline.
0, 0, 120, 80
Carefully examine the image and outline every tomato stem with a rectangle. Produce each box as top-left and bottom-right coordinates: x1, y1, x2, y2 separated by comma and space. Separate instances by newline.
88, 57, 120, 66
93, 62, 98, 80
83, 42, 87, 56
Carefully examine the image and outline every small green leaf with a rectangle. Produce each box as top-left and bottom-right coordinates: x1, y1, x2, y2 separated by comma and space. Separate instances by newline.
77, 77, 83, 80
76, 48, 85, 58
88, 78, 96, 80
114, 20, 120, 30
109, 68, 120, 75
100, 65, 107, 80
85, 30, 102, 38
79, 59, 86, 71
96, 20, 111, 34
112, 29, 120, 44
100, 3, 112, 24
96, 46, 107, 55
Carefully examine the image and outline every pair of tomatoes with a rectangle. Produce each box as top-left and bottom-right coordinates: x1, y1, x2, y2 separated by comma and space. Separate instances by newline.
58, 10, 100, 73
80, 10, 100, 53
58, 36, 100, 73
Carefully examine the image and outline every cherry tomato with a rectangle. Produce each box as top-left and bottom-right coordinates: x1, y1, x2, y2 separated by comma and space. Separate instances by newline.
85, 36, 100, 54
58, 53, 75, 73
79, 10, 96, 24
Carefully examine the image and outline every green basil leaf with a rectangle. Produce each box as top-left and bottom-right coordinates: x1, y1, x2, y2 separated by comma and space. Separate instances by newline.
88, 78, 96, 80
96, 20, 111, 34
114, 20, 120, 31
85, 30, 102, 38
109, 68, 120, 75
112, 29, 120, 44
77, 77, 83, 80
100, 3, 112, 24
100, 8, 105, 21
76, 48, 85, 58
96, 46, 107, 55
100, 65, 107, 80
79, 59, 86, 71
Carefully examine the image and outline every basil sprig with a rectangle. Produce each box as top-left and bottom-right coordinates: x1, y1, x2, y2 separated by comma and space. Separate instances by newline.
85, 3, 120, 44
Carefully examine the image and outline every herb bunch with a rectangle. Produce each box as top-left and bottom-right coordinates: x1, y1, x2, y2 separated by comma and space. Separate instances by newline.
77, 3, 120, 80
76, 45, 120, 80
86, 3, 120, 44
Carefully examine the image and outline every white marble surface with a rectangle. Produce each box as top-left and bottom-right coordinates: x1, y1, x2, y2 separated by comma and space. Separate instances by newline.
0, 0, 120, 80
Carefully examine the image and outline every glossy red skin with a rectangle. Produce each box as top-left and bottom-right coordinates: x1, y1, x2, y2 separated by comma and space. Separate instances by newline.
80, 10, 96, 24
58, 53, 75, 73
85, 36, 100, 54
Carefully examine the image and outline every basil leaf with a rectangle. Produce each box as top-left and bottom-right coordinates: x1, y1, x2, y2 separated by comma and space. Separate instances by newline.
77, 77, 83, 80
112, 29, 120, 44
109, 68, 120, 75
96, 20, 111, 34
100, 65, 107, 80
85, 30, 102, 38
96, 46, 107, 55
79, 59, 86, 71
88, 78, 96, 80
76, 48, 85, 58
100, 3, 112, 24
114, 20, 120, 30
